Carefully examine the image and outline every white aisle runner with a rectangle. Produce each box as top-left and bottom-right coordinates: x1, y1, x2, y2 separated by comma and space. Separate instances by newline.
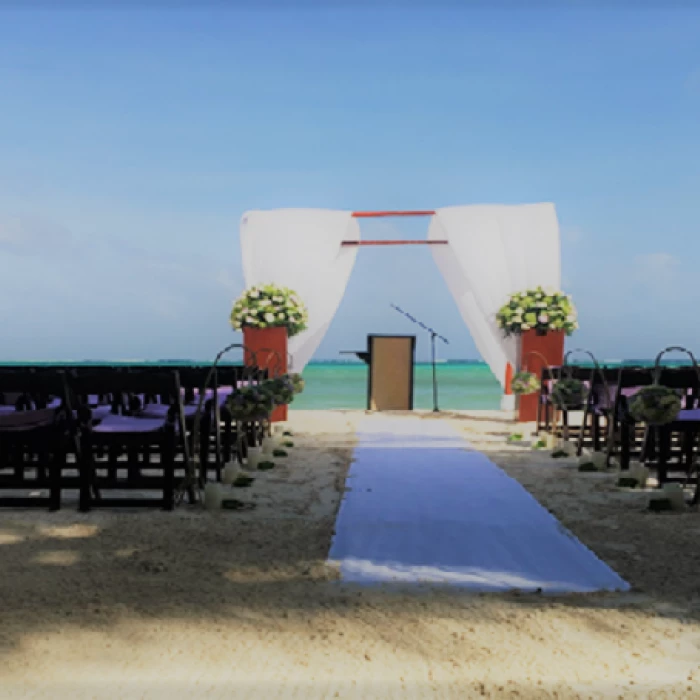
329, 417, 629, 593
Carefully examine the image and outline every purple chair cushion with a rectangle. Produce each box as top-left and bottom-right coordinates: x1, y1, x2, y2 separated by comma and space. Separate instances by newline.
92, 405, 114, 420
674, 409, 700, 422
140, 403, 198, 419
93, 414, 166, 434
0, 407, 58, 430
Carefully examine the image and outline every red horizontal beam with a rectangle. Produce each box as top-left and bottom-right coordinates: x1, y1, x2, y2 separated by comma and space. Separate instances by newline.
341, 240, 448, 246
351, 210, 436, 218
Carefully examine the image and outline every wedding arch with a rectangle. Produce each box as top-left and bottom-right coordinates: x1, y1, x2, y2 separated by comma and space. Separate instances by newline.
239, 204, 561, 399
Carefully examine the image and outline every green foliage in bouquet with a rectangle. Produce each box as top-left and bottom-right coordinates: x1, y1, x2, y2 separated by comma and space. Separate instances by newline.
226, 385, 275, 422
551, 378, 587, 409
230, 284, 309, 337
628, 385, 682, 425
261, 375, 296, 406
510, 371, 541, 396
496, 287, 578, 337
289, 373, 305, 394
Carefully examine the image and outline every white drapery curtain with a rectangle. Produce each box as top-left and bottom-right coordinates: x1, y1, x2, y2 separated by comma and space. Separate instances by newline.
429, 204, 561, 389
240, 208, 360, 372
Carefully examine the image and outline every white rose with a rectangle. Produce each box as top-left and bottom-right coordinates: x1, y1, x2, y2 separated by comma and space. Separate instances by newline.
566, 314, 575, 321
260, 299, 271, 307
264, 313, 276, 323
277, 313, 286, 319
516, 307, 524, 314
522, 323, 531, 330
272, 296, 283, 303
249, 290, 259, 298
513, 315, 522, 323
246, 316, 256, 324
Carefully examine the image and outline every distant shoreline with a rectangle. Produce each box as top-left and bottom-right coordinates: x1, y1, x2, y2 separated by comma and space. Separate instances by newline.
0, 358, 691, 367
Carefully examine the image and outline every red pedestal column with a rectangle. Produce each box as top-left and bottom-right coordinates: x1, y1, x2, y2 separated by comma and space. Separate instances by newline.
243, 326, 288, 422
518, 330, 565, 423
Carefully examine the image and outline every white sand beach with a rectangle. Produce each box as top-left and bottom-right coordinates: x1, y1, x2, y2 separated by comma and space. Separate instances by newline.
1, 410, 699, 699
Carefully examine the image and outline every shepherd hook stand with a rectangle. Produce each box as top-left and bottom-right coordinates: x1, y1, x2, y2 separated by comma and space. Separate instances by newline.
390, 304, 449, 412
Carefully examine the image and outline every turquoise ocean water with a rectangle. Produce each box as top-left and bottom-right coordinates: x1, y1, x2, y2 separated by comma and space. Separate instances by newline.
293, 361, 501, 411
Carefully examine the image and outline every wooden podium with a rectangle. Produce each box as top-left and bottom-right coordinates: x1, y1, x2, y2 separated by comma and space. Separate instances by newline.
365, 335, 416, 411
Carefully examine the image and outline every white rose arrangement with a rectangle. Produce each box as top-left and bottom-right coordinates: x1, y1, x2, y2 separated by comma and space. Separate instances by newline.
230, 284, 309, 337
496, 287, 578, 337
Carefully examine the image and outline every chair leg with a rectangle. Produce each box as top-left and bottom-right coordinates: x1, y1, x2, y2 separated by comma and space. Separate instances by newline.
605, 414, 617, 468
49, 449, 62, 512
79, 448, 92, 513
656, 427, 671, 486
620, 421, 631, 471
199, 415, 211, 484
577, 403, 591, 456
683, 429, 695, 475
592, 413, 601, 452
162, 439, 175, 511
223, 418, 233, 463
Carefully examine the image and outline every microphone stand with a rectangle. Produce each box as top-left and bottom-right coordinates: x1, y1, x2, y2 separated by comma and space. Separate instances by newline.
390, 304, 449, 413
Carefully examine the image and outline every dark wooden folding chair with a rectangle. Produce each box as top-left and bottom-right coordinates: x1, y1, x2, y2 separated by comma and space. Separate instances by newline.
637, 367, 700, 492
536, 365, 559, 434
217, 366, 268, 468
552, 365, 595, 445
603, 367, 654, 470
576, 366, 620, 455
67, 370, 188, 512
0, 369, 74, 510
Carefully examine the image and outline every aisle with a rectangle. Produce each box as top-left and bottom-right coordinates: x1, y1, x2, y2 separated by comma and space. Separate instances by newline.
329, 416, 629, 593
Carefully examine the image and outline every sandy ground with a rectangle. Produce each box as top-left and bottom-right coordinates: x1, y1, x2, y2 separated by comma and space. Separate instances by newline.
1, 410, 700, 699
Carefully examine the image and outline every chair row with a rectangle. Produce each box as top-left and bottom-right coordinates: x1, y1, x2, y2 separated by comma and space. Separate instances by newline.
0, 364, 268, 512
535, 364, 700, 500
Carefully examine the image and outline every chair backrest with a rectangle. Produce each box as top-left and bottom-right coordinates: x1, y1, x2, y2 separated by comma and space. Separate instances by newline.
0, 369, 69, 409
616, 367, 654, 389
0, 369, 71, 430
66, 369, 184, 417
558, 364, 595, 381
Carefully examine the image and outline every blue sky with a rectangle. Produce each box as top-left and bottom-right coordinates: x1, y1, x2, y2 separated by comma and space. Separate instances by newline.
1, 5, 699, 363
